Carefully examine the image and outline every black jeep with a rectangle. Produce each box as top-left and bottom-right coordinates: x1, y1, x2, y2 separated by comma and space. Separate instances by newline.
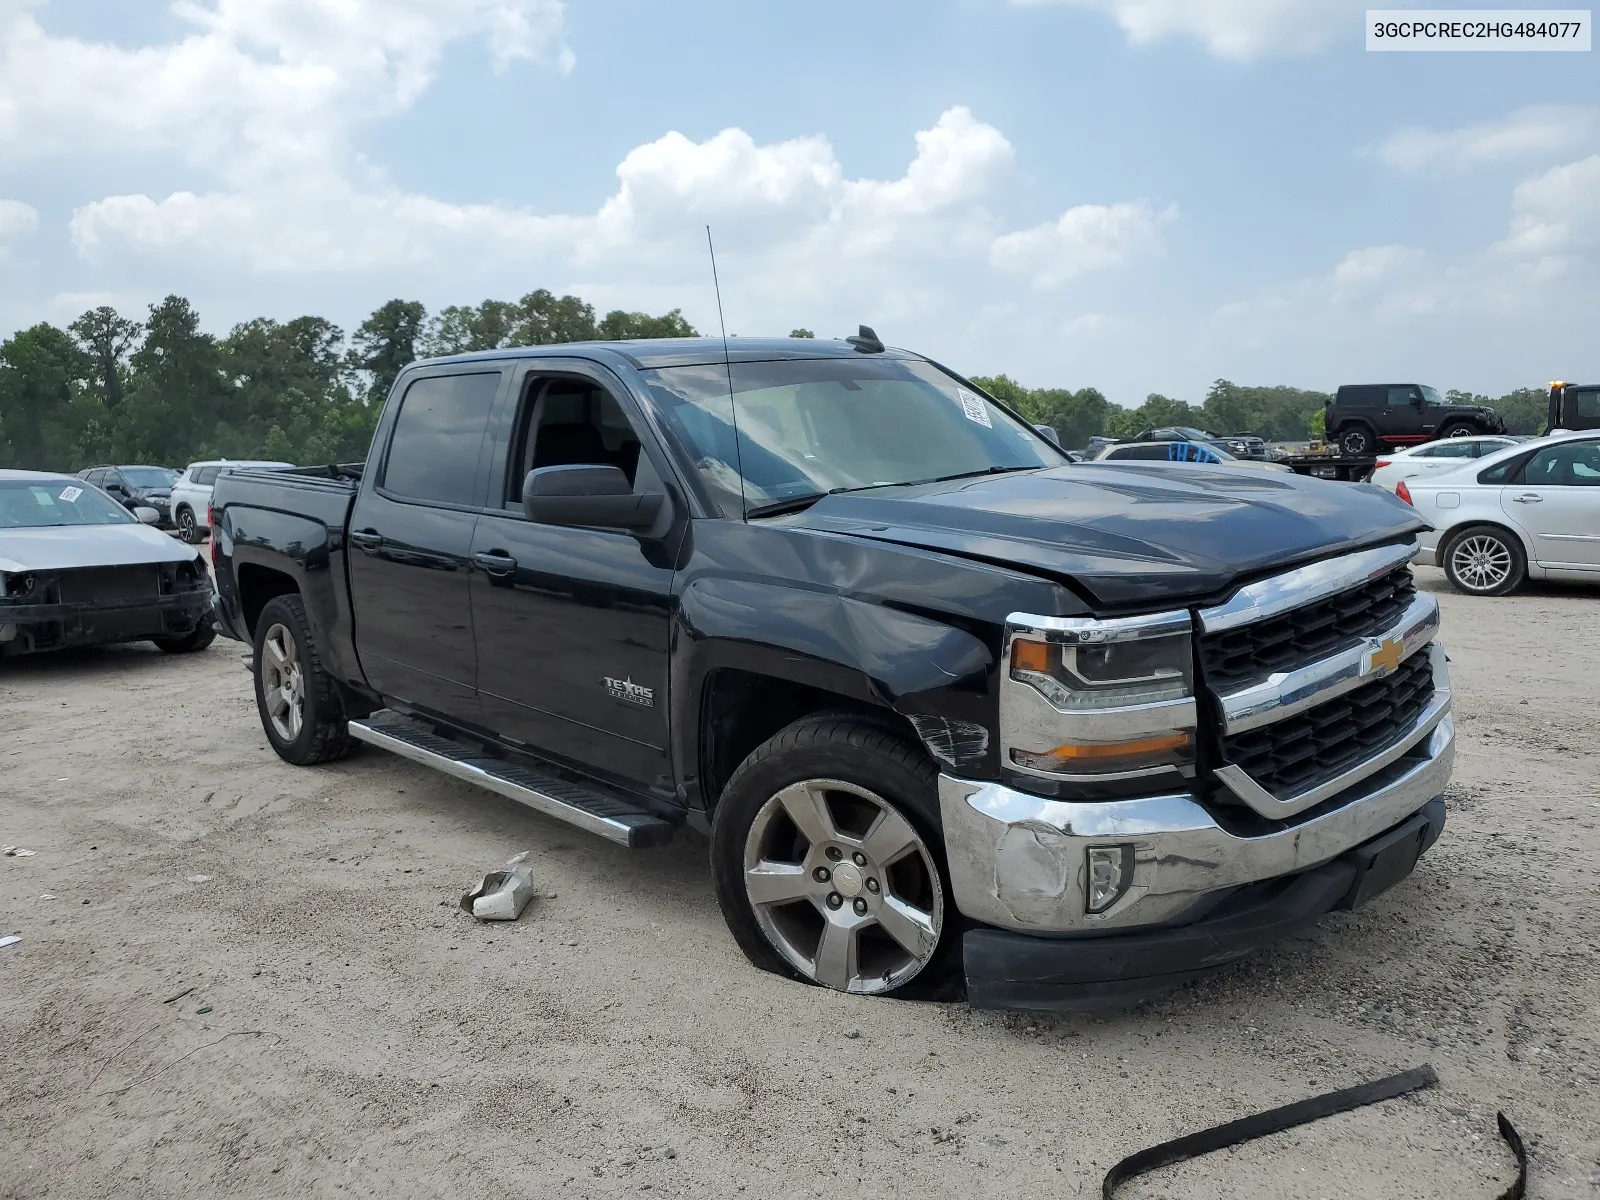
1326, 384, 1504, 457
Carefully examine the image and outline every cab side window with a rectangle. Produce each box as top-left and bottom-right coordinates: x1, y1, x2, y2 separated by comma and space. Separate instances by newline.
380, 372, 502, 507
504, 377, 647, 508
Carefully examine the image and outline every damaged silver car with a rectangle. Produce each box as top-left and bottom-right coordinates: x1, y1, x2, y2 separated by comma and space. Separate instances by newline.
0, 470, 215, 659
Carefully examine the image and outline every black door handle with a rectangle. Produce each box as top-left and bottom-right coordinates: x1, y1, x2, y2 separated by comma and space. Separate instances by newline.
473, 550, 517, 577
351, 530, 385, 551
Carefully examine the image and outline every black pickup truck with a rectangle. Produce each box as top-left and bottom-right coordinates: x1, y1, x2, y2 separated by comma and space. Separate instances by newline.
211, 336, 1455, 1011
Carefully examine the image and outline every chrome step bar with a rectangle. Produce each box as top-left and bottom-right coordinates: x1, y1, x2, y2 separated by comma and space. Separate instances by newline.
347, 711, 676, 848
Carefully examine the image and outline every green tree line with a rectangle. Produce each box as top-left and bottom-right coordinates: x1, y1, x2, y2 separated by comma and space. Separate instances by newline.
0, 292, 1552, 472
973, 376, 1551, 449
0, 292, 699, 472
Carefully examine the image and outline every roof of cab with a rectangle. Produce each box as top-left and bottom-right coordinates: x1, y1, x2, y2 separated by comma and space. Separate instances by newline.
415, 336, 922, 372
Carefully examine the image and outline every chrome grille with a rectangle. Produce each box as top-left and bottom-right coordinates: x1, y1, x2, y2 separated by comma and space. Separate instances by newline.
1218, 653, 1434, 799
1198, 564, 1416, 691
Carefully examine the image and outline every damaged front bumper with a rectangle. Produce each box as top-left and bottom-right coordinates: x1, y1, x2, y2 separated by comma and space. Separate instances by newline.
939, 681, 1454, 1010
0, 590, 213, 655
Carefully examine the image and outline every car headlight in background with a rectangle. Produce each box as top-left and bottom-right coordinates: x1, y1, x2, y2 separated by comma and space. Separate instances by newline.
1002, 610, 1197, 780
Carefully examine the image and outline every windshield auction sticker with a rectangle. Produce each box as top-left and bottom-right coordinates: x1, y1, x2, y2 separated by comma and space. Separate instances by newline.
57, 486, 83, 503
1368, 9, 1591, 49
957, 388, 993, 428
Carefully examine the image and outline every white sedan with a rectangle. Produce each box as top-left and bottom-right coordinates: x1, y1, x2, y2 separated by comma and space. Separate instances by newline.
1368, 435, 1524, 493
1404, 430, 1600, 595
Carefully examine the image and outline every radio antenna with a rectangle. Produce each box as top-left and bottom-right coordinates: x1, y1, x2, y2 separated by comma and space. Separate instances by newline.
706, 225, 748, 518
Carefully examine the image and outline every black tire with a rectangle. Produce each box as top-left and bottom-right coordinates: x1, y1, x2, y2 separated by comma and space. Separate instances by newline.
1439, 421, 1477, 439
1442, 524, 1526, 597
710, 712, 962, 1002
1339, 425, 1375, 456
176, 506, 202, 543
153, 622, 216, 653
252, 594, 350, 765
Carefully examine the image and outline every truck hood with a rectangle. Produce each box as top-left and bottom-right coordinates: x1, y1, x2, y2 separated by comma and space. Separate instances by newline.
791, 463, 1426, 609
0, 523, 202, 574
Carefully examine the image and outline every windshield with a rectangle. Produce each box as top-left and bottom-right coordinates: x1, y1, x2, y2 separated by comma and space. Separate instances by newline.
1420, 385, 1446, 408
641, 358, 1066, 517
0, 479, 138, 528
121, 466, 178, 488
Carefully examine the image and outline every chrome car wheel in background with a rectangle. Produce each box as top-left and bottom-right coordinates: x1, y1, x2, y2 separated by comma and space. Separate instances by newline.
1449, 534, 1513, 592
742, 778, 944, 995
260, 622, 306, 741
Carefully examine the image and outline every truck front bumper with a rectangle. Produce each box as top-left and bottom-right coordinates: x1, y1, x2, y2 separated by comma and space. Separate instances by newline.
939, 699, 1454, 1011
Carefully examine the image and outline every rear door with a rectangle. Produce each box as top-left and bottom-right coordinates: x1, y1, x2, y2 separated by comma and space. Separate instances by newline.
468, 359, 676, 789
348, 366, 507, 721
1504, 437, 1600, 570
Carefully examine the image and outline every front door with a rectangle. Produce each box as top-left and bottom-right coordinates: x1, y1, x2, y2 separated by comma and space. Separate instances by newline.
348, 367, 506, 721
469, 362, 676, 792
1383, 387, 1425, 442
1504, 437, 1600, 570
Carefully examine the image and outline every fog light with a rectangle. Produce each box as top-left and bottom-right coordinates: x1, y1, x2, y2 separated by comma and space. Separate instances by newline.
1085, 845, 1134, 914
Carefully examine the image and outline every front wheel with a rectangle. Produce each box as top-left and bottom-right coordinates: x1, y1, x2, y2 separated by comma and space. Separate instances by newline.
710, 713, 960, 1001
1439, 422, 1477, 439
252, 594, 350, 765
1442, 525, 1526, 596
176, 506, 202, 543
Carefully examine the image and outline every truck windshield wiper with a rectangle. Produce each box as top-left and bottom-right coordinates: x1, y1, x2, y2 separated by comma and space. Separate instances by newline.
895, 464, 1037, 488
744, 492, 832, 519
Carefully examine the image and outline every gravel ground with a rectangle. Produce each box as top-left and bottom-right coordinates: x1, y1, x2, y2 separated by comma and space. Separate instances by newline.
2, 566, 1597, 1199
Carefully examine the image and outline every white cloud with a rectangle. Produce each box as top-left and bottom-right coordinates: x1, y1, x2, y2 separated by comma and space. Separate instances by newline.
991, 201, 1173, 289
1378, 106, 1600, 171
0, 0, 572, 165
1497, 154, 1600, 265
1013, 0, 1357, 59
0, 198, 38, 236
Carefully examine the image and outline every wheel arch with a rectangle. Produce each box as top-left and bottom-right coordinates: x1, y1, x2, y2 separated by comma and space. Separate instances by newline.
236, 562, 301, 638
676, 577, 999, 812
1438, 516, 1535, 563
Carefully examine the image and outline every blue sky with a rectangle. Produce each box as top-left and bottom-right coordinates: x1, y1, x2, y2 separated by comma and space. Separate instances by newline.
0, 0, 1594, 405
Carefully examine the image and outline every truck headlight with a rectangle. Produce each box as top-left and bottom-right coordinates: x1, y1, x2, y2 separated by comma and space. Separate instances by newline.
1002, 610, 1197, 781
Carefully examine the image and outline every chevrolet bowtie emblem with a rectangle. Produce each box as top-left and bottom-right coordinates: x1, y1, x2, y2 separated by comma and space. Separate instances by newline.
1365, 637, 1403, 676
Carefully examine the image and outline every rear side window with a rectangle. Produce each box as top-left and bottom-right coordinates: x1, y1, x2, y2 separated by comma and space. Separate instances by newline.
1338, 387, 1381, 409
1106, 444, 1168, 460
196, 466, 221, 486
381, 372, 502, 506
1421, 442, 1476, 459
1479, 454, 1527, 484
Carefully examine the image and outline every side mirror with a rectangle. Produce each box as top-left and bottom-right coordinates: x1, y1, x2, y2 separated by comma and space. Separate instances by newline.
1032, 424, 1062, 448
522, 465, 663, 530
133, 506, 161, 525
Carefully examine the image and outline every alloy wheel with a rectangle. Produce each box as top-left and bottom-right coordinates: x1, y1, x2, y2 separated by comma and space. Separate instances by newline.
1450, 535, 1513, 592
742, 778, 943, 995
261, 623, 306, 741
178, 508, 198, 543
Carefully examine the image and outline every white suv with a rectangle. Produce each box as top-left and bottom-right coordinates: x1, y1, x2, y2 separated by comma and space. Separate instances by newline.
170, 459, 293, 542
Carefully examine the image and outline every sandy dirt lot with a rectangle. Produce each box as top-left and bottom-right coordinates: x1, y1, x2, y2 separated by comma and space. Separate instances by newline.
2, 566, 1597, 1199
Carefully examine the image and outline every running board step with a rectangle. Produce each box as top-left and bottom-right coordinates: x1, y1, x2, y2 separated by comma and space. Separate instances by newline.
347, 711, 676, 848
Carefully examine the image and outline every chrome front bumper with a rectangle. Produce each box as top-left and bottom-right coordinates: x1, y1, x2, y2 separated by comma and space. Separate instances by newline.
940, 648, 1454, 935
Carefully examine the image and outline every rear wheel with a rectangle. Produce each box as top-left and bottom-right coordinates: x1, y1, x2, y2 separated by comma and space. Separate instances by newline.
1439, 421, 1477, 439
176, 506, 202, 543
1442, 525, 1525, 596
252, 594, 350, 764
710, 713, 960, 1001
153, 622, 215, 653
1339, 425, 1375, 456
